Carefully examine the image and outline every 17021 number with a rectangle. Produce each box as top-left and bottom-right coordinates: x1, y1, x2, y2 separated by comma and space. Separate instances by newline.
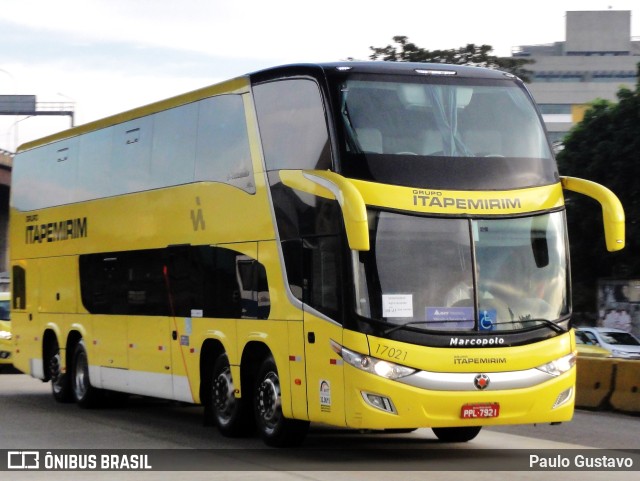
375, 344, 408, 362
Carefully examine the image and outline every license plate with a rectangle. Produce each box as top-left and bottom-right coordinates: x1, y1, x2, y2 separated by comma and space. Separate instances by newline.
461, 403, 500, 419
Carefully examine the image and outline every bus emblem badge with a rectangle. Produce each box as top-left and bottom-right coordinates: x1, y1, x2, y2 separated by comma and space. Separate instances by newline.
474, 374, 490, 390
190, 197, 206, 231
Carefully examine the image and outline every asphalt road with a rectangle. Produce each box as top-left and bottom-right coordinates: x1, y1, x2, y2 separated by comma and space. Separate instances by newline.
0, 371, 638, 481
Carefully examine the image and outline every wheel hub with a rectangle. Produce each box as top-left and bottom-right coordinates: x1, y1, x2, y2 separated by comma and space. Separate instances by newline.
73, 351, 88, 399
49, 353, 61, 381
257, 372, 280, 426
213, 369, 235, 417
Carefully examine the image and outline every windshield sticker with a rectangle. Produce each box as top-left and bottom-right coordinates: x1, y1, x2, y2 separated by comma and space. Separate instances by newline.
426, 307, 474, 329
479, 309, 497, 331
427, 307, 474, 321
383, 294, 413, 318
320, 380, 331, 412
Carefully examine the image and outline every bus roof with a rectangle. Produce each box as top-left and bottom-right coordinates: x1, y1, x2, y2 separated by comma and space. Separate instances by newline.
18, 61, 516, 153
250, 61, 516, 82
17, 76, 250, 153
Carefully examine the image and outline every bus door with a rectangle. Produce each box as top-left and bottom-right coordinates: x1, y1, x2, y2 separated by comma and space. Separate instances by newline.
304, 310, 345, 425
79, 254, 130, 388
124, 251, 174, 399
300, 235, 346, 425
127, 315, 173, 399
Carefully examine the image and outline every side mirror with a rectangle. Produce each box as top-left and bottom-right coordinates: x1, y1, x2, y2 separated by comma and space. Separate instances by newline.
531, 215, 549, 268
561, 176, 625, 252
279, 170, 370, 251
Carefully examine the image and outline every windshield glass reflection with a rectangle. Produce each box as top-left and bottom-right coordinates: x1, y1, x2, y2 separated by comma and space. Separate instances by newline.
333, 74, 558, 191
354, 211, 569, 333
342, 78, 550, 159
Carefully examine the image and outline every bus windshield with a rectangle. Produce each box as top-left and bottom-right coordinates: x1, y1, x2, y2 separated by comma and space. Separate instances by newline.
336, 75, 557, 190
353, 210, 569, 333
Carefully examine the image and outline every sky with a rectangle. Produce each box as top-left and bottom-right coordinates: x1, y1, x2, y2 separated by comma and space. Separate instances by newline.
0, 0, 638, 151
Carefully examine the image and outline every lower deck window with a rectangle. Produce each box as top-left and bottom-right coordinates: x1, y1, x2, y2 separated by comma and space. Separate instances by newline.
79, 245, 269, 319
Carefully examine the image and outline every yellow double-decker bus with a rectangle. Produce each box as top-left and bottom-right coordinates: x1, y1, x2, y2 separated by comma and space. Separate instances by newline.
9, 62, 624, 446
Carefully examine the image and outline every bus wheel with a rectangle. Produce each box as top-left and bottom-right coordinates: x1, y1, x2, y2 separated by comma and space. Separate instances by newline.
254, 355, 309, 447
71, 340, 102, 408
48, 340, 72, 403
211, 353, 253, 437
432, 426, 482, 442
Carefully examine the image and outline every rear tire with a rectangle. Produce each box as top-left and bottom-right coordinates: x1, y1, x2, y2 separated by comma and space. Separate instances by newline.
432, 426, 482, 442
254, 355, 309, 447
71, 340, 102, 408
48, 339, 73, 403
211, 353, 253, 437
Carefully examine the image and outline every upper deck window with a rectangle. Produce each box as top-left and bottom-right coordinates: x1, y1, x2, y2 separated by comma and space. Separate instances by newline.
11, 94, 254, 212
253, 78, 332, 172
332, 74, 558, 190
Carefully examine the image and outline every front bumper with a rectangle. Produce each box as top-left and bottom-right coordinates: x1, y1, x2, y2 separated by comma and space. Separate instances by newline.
344, 364, 575, 429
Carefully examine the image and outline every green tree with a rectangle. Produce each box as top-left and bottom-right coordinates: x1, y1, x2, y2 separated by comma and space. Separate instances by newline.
369, 35, 534, 81
557, 63, 640, 312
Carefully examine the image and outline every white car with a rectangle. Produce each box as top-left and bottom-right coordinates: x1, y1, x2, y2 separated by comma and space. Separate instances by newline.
577, 327, 640, 360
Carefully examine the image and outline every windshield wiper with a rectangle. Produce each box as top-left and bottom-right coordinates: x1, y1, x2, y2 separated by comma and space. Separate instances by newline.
493, 318, 568, 333
340, 88, 362, 154
518, 318, 567, 333
383, 320, 464, 335
382, 318, 568, 336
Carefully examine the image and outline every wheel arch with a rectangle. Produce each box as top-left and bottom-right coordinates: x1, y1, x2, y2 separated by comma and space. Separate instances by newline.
41, 324, 81, 381
239, 341, 272, 401
201, 338, 281, 411
65, 330, 83, 356
42, 328, 60, 382
199, 338, 226, 405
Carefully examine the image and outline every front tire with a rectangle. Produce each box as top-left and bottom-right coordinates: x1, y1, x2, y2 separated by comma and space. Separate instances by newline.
254, 355, 308, 447
432, 426, 482, 442
71, 340, 102, 408
210, 353, 253, 437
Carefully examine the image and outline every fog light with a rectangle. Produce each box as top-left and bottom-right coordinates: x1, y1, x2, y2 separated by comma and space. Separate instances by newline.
553, 387, 573, 409
362, 391, 397, 414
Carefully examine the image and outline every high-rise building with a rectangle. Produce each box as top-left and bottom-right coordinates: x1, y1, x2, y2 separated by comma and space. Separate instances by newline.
513, 10, 639, 144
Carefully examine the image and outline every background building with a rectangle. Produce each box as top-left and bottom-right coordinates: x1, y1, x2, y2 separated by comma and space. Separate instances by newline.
513, 10, 639, 144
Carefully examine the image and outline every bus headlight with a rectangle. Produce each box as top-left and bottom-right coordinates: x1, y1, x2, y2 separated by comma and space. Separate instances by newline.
536, 352, 576, 377
0, 330, 11, 341
330, 340, 416, 380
